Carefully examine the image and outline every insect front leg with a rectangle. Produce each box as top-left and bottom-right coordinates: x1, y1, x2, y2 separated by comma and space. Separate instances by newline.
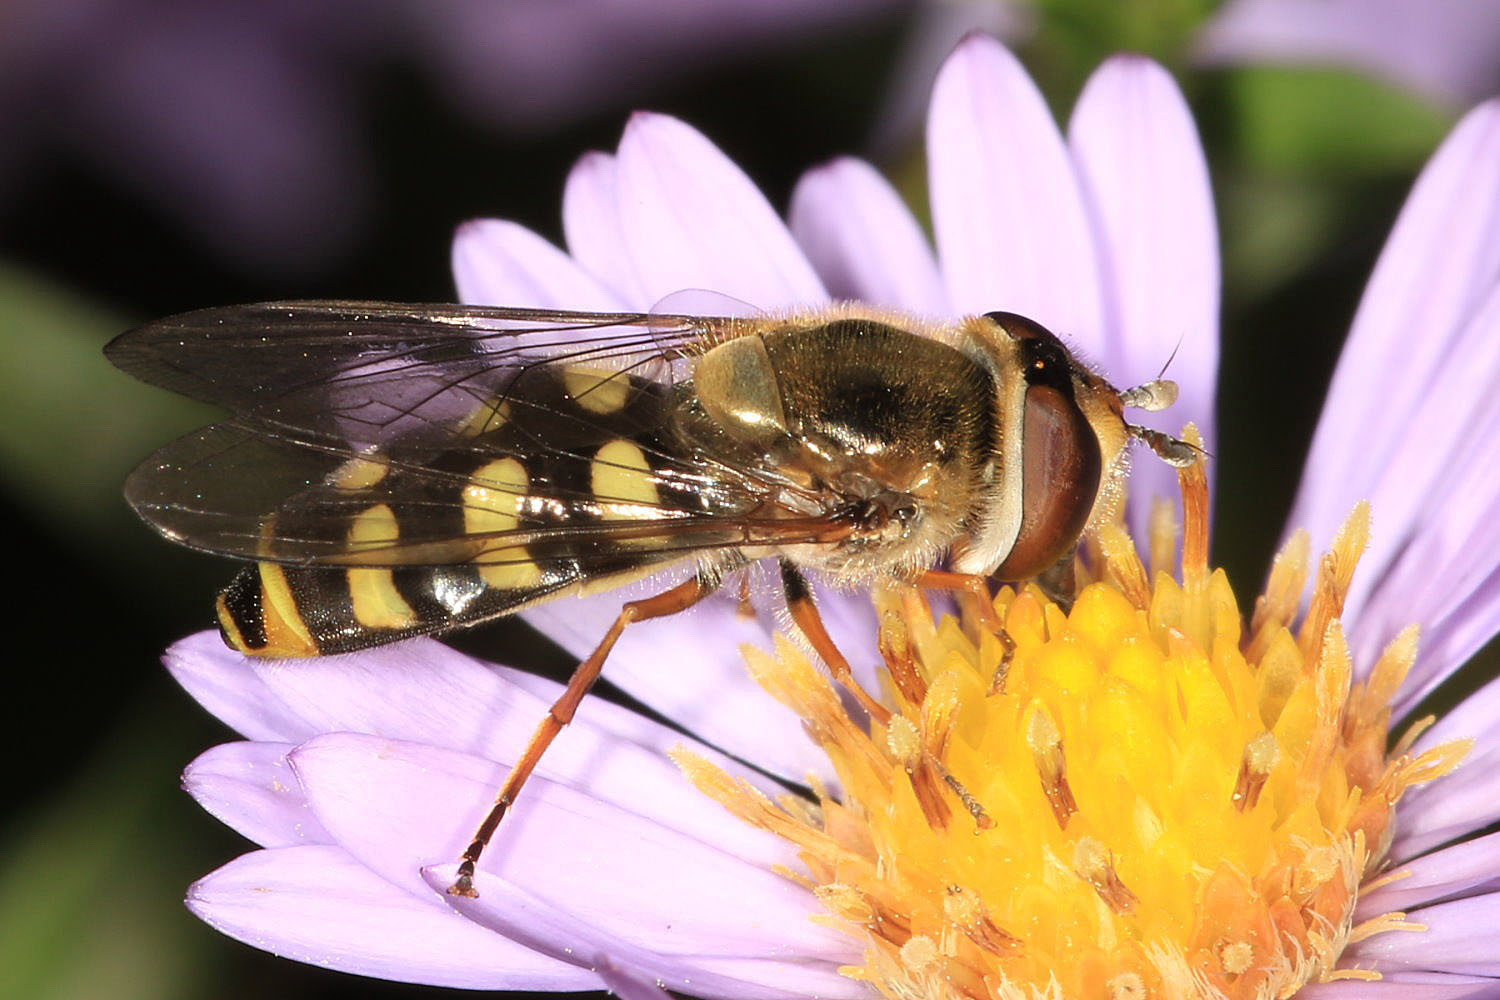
447, 569, 721, 898
913, 569, 1017, 695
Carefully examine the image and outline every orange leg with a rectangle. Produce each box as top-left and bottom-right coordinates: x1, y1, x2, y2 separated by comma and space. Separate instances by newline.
779, 560, 892, 725
448, 573, 715, 897
913, 570, 1015, 695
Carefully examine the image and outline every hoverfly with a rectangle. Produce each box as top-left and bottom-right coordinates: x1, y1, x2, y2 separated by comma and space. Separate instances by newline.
108, 300, 1190, 895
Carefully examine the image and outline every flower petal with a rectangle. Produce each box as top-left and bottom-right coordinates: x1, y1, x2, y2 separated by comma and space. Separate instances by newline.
788, 157, 949, 313
187, 845, 588, 989
1392, 675, 1500, 858
426, 867, 866, 1000
1358, 831, 1500, 920
452, 218, 625, 310
164, 632, 317, 742
614, 112, 826, 310
182, 741, 330, 848
1298, 971, 1500, 999
927, 34, 1105, 352
1336, 283, 1500, 695
288, 734, 856, 966
1067, 55, 1220, 527
1347, 891, 1500, 976
563, 151, 649, 307
248, 640, 788, 858
1290, 100, 1500, 564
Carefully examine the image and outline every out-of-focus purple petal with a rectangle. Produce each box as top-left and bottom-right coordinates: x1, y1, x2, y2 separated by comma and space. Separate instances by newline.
182, 741, 330, 848
1338, 284, 1500, 696
869, 0, 1036, 155
1358, 831, 1500, 920
788, 157, 949, 314
187, 845, 588, 989
1299, 972, 1500, 999
408, 0, 902, 131
424, 868, 867, 1000
289, 735, 855, 966
164, 632, 317, 742
63, 3, 368, 272
1195, 0, 1500, 108
1290, 100, 1500, 565
614, 112, 826, 310
1348, 892, 1500, 976
927, 34, 1105, 355
1067, 55, 1220, 530
563, 151, 649, 306
247, 641, 788, 857
452, 218, 626, 310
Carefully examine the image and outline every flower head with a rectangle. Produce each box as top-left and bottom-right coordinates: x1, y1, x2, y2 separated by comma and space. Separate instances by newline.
171, 36, 1500, 999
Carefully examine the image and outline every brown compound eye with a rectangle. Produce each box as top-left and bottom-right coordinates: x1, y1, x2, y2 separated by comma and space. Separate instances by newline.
993, 383, 1102, 580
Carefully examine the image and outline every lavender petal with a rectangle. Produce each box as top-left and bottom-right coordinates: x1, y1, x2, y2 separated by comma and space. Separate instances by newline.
182, 741, 330, 848
927, 34, 1105, 355
286, 733, 851, 965
452, 217, 625, 310
1067, 54, 1219, 532
164, 632, 317, 742
614, 112, 825, 310
788, 156, 949, 313
186, 845, 589, 989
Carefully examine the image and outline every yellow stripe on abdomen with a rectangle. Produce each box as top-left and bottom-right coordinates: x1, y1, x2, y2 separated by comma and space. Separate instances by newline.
347, 504, 417, 630
463, 458, 542, 589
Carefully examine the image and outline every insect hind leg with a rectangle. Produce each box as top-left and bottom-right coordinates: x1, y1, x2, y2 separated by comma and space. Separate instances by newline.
447, 570, 720, 897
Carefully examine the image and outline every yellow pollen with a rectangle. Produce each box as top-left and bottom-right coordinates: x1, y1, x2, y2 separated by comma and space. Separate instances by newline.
676, 425, 1471, 1000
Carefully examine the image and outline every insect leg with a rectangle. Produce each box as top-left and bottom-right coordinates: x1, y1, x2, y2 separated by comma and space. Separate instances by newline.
779, 560, 891, 724
447, 571, 718, 898
913, 570, 1016, 694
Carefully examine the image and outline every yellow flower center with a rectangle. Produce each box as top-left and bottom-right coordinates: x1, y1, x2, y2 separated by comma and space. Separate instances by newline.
676, 431, 1471, 1000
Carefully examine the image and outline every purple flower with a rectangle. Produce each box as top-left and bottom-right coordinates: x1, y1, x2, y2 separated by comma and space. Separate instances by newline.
171, 36, 1500, 998
1197, 0, 1500, 108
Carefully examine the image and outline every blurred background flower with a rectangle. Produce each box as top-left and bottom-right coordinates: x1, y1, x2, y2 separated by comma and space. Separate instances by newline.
2, 1, 1495, 999
1198, 0, 1500, 109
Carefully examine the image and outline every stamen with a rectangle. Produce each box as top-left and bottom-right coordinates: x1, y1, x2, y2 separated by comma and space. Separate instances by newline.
888, 716, 953, 831
1074, 838, 1138, 915
1146, 497, 1177, 583
878, 605, 926, 705
1232, 732, 1280, 811
1025, 706, 1076, 828
943, 886, 1020, 955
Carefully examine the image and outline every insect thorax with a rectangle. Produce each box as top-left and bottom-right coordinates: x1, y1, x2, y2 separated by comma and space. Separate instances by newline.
681, 318, 997, 582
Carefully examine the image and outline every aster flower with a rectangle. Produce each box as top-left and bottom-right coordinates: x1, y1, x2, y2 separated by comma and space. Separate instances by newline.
1197, 0, 1500, 109
172, 35, 1500, 999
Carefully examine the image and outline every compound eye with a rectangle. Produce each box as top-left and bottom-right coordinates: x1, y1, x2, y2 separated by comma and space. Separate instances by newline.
982, 311, 1076, 393
992, 383, 1102, 580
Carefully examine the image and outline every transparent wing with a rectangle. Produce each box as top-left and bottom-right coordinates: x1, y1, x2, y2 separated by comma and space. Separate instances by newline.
105, 301, 720, 447
110, 301, 839, 572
